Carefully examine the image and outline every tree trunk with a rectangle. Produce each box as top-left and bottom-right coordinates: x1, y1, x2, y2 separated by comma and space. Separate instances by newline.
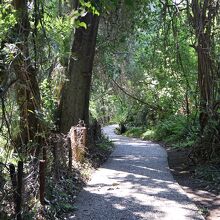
59, 7, 100, 133
13, 0, 42, 150
191, 0, 217, 132
197, 36, 214, 132
189, 0, 220, 161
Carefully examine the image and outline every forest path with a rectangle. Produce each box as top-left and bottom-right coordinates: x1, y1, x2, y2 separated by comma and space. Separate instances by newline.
70, 125, 204, 220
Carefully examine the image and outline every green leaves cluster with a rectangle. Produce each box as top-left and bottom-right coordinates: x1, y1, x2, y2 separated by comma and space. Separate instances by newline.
0, 1, 16, 43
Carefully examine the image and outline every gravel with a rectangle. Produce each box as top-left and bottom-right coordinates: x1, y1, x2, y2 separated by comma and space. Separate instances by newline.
70, 125, 204, 220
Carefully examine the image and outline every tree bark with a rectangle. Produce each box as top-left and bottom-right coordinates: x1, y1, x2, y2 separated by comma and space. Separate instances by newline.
59, 6, 100, 133
191, 0, 218, 132
13, 0, 42, 149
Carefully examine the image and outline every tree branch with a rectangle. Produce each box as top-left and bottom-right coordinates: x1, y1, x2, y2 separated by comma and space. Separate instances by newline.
111, 78, 158, 110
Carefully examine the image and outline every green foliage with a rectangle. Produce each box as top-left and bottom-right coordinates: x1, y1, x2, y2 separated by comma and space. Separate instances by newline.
0, 1, 16, 42
111, 103, 129, 124
45, 176, 78, 218
96, 135, 113, 151
124, 114, 199, 149
92, 0, 198, 128
154, 115, 188, 141
40, 79, 57, 129
125, 127, 145, 138
80, 0, 100, 15
141, 129, 155, 140
154, 115, 198, 148
195, 165, 220, 183
38, 2, 86, 66
0, 146, 16, 164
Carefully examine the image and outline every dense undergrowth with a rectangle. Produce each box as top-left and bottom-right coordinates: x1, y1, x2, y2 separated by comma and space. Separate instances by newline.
0, 134, 113, 219
45, 135, 113, 220
124, 114, 199, 149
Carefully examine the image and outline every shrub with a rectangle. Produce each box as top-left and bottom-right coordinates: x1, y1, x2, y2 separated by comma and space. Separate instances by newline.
141, 129, 155, 140
125, 127, 145, 138
154, 114, 199, 148
124, 114, 199, 149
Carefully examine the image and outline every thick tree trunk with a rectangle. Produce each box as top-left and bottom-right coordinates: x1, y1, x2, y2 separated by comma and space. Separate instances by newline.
189, 0, 220, 161
59, 10, 100, 133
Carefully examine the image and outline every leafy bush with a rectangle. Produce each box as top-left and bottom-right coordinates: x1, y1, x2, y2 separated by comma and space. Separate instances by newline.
195, 165, 220, 183
96, 135, 113, 151
124, 114, 199, 148
141, 129, 155, 140
153, 114, 198, 148
125, 127, 145, 138
154, 115, 186, 141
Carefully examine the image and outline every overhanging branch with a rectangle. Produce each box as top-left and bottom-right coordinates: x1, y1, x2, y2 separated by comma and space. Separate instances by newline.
111, 78, 158, 110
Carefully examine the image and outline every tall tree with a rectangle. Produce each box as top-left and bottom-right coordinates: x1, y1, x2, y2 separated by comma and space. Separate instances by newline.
59, 1, 100, 133
189, 0, 219, 132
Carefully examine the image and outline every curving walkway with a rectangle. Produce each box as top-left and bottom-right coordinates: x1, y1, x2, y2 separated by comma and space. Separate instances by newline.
70, 125, 204, 220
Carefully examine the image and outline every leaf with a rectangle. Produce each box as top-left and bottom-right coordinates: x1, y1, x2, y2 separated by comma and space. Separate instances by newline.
28, 109, 34, 114
79, 22, 87, 29
84, 2, 92, 8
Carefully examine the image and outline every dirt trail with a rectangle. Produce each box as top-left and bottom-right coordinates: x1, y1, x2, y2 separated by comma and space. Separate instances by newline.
70, 125, 204, 220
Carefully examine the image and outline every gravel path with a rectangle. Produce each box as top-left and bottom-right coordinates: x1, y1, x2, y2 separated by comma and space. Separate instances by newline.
70, 125, 204, 220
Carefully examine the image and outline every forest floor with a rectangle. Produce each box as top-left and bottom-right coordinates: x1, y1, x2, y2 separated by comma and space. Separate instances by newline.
167, 147, 220, 220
